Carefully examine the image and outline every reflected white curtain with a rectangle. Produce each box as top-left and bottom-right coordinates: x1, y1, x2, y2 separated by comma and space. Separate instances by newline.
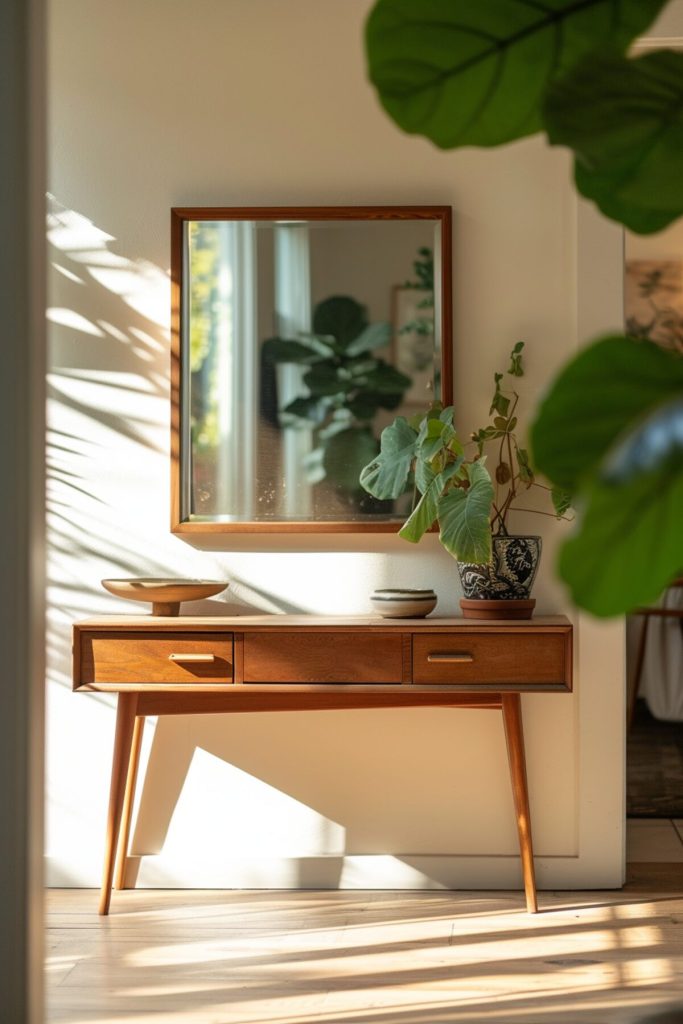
274, 224, 312, 517
214, 221, 257, 517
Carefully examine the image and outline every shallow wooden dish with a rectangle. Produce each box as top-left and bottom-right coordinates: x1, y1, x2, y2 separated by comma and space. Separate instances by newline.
101, 578, 228, 616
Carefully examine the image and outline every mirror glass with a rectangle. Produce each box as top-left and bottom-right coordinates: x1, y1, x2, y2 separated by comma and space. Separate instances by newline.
172, 208, 451, 530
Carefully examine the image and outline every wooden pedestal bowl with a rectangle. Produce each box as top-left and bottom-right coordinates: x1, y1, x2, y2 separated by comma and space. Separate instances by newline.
101, 578, 228, 616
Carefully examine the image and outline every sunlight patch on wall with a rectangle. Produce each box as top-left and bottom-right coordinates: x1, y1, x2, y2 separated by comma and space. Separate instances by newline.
47, 307, 105, 336
157, 747, 347, 858
48, 196, 170, 327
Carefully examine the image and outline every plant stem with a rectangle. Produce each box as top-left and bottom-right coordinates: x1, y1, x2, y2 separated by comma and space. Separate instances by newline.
507, 506, 573, 521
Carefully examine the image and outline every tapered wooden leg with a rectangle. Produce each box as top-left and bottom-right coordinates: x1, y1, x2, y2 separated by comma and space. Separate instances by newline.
501, 694, 538, 914
114, 715, 145, 891
99, 694, 138, 915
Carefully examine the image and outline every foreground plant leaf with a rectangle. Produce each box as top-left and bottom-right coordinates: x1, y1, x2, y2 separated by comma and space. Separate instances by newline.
365, 0, 666, 149
558, 451, 683, 616
533, 336, 683, 615
437, 461, 494, 564
544, 50, 683, 235
530, 336, 683, 493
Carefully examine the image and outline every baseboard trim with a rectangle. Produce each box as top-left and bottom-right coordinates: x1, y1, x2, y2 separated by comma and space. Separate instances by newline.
45, 853, 624, 890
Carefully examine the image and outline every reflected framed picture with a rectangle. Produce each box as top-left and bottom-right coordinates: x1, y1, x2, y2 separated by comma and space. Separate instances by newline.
392, 285, 436, 407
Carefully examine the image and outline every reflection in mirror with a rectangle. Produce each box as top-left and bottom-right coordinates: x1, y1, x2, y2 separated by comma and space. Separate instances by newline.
172, 208, 451, 531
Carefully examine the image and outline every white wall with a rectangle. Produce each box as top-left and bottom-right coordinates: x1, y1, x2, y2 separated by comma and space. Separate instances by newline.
47, 0, 625, 890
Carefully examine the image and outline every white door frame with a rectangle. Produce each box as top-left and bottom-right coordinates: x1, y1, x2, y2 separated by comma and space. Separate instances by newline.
0, 0, 46, 1020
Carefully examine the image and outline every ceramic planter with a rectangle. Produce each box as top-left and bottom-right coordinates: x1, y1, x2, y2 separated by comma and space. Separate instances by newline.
457, 535, 541, 619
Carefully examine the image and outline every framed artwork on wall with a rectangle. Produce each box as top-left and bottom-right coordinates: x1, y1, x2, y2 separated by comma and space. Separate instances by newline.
391, 284, 438, 408
625, 258, 683, 352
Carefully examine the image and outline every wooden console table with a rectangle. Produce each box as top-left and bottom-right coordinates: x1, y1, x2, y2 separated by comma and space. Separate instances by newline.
72, 614, 573, 915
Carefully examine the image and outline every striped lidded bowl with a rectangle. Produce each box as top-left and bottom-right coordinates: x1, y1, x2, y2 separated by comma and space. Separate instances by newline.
370, 588, 437, 618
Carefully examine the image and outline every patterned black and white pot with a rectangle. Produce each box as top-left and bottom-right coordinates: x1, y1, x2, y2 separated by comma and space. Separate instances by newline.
457, 535, 542, 600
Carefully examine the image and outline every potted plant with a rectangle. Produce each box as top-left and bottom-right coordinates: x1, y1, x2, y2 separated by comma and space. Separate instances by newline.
359, 343, 572, 618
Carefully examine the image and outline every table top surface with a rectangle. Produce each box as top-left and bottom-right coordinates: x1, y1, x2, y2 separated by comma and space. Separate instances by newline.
75, 613, 571, 630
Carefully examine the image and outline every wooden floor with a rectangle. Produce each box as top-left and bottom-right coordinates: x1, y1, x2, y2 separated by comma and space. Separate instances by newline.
46, 870, 683, 1024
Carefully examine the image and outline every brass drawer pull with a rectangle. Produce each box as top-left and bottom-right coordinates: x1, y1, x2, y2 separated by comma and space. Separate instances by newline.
427, 652, 474, 664
168, 653, 216, 663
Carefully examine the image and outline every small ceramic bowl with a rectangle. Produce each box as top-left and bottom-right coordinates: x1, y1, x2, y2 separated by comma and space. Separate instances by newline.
370, 588, 437, 618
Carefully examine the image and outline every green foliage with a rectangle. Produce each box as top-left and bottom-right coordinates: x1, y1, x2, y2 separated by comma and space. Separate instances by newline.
360, 343, 570, 564
312, 295, 367, 348
531, 338, 683, 614
322, 427, 382, 494
361, 405, 493, 562
188, 222, 220, 375
544, 50, 683, 235
359, 415, 419, 500
471, 343, 571, 534
265, 294, 411, 497
437, 462, 495, 565
365, 0, 666, 150
364, 0, 683, 615
365, 0, 677, 232
530, 337, 683, 492
508, 341, 524, 377
187, 222, 222, 454
399, 247, 435, 338
404, 247, 433, 291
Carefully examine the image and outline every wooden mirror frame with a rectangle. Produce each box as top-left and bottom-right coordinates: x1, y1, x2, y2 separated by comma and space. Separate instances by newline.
170, 205, 452, 534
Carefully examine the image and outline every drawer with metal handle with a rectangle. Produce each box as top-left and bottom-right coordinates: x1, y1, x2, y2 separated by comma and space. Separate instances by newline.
412, 631, 572, 691
76, 631, 234, 687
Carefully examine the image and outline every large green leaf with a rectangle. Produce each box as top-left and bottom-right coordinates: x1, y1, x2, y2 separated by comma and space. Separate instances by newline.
575, 162, 680, 236
558, 451, 683, 616
544, 51, 683, 234
282, 395, 326, 422
303, 362, 352, 397
365, 0, 665, 149
399, 461, 462, 544
359, 360, 412, 394
346, 321, 392, 356
262, 337, 325, 364
312, 295, 368, 348
359, 416, 418, 499
437, 460, 494, 564
531, 336, 683, 492
323, 427, 380, 493
345, 392, 382, 420
419, 417, 456, 461
602, 396, 683, 484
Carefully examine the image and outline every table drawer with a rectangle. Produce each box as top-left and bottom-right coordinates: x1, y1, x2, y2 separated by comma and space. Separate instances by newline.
79, 631, 233, 685
412, 632, 570, 689
243, 632, 406, 684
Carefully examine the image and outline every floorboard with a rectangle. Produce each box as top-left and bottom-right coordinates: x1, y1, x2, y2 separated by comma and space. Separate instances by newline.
46, 876, 683, 1024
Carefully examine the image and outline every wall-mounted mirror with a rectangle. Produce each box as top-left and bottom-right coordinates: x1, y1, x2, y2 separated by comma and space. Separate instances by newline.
171, 206, 452, 532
